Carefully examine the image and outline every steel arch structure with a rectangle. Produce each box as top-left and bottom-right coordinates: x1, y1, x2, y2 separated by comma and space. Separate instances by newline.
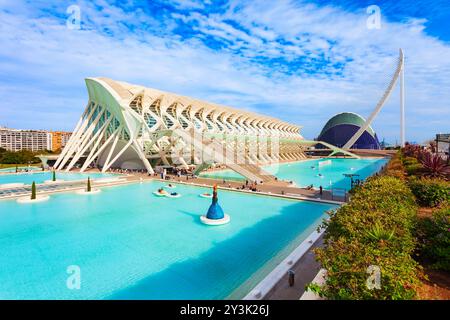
343, 48, 405, 149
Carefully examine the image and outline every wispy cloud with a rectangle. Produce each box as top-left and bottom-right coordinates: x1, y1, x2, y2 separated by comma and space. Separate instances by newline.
0, 0, 449, 143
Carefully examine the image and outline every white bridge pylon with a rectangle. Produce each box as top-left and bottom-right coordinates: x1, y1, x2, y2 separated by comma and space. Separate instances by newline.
343, 48, 405, 149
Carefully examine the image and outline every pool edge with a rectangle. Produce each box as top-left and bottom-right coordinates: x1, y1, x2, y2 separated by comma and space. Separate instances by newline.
242, 226, 325, 300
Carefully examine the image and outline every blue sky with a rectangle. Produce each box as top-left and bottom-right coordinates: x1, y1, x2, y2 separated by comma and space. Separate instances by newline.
0, 0, 449, 143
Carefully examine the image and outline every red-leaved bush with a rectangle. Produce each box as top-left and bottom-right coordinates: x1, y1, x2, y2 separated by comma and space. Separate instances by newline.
420, 152, 450, 179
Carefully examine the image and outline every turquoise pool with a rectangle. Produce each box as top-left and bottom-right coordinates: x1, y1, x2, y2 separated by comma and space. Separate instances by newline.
200, 158, 388, 190
0, 181, 337, 299
0, 171, 118, 186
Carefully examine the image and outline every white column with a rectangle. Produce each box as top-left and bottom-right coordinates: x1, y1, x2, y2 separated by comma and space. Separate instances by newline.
65, 109, 106, 171
132, 140, 154, 174
81, 127, 121, 172
400, 57, 405, 147
102, 128, 122, 172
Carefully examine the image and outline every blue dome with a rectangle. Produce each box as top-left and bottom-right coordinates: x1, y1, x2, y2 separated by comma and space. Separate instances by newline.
317, 112, 381, 150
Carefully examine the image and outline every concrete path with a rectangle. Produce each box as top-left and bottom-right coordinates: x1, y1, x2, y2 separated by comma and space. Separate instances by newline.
263, 236, 324, 300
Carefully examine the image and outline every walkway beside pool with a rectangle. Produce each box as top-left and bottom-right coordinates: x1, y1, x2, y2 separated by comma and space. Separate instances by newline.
263, 235, 324, 300
0, 176, 129, 200
0, 170, 344, 205
161, 174, 344, 204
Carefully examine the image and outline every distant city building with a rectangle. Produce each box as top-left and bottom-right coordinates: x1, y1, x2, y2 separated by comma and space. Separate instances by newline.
317, 112, 381, 150
0, 127, 52, 152
51, 131, 72, 152
0, 127, 72, 152
436, 133, 450, 158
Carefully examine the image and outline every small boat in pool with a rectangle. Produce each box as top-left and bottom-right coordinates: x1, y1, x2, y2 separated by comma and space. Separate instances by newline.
153, 188, 169, 197
153, 188, 181, 198
199, 193, 213, 198
166, 192, 181, 198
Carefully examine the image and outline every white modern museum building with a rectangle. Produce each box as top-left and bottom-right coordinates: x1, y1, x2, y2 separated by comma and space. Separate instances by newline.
54, 77, 314, 182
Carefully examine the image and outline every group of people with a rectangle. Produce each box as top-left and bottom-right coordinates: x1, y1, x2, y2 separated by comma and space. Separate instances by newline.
108, 168, 147, 174
14, 168, 35, 173
156, 187, 168, 195
156, 187, 179, 197
233, 179, 260, 192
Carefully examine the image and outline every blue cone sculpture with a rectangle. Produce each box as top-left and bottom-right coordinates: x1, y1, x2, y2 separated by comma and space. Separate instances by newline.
206, 185, 224, 220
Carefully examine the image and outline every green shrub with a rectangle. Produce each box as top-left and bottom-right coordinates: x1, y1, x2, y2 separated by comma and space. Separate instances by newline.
313, 176, 420, 299
403, 157, 419, 166
325, 177, 417, 242
386, 169, 406, 180
388, 160, 403, 171
405, 163, 423, 176
365, 222, 394, 242
408, 178, 450, 207
0, 149, 40, 164
314, 238, 419, 300
385, 153, 406, 180
415, 207, 450, 271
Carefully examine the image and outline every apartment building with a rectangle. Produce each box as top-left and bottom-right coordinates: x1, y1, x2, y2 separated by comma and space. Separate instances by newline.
51, 131, 72, 152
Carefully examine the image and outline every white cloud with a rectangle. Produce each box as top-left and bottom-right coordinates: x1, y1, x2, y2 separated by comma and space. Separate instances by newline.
0, 0, 449, 143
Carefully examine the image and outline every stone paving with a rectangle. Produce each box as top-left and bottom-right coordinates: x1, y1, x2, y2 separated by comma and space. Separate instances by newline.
264, 235, 324, 300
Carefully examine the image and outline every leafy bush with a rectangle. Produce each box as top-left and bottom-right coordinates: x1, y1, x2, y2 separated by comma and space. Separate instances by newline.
384, 153, 406, 180
402, 143, 425, 160
405, 163, 423, 176
402, 155, 423, 176
314, 238, 419, 300
387, 160, 403, 171
312, 176, 420, 299
386, 169, 406, 180
365, 222, 394, 242
403, 157, 420, 166
415, 207, 450, 271
420, 152, 450, 179
408, 178, 450, 207
0, 149, 40, 164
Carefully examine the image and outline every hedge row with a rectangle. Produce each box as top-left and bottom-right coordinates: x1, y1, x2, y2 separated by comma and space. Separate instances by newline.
311, 176, 420, 299
408, 177, 450, 208
384, 152, 406, 180
0, 148, 42, 165
415, 206, 450, 271
402, 156, 423, 176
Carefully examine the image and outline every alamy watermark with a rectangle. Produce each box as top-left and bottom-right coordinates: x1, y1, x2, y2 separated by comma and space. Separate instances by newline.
366, 5, 382, 30
66, 5, 81, 30
66, 265, 81, 290
366, 265, 381, 290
